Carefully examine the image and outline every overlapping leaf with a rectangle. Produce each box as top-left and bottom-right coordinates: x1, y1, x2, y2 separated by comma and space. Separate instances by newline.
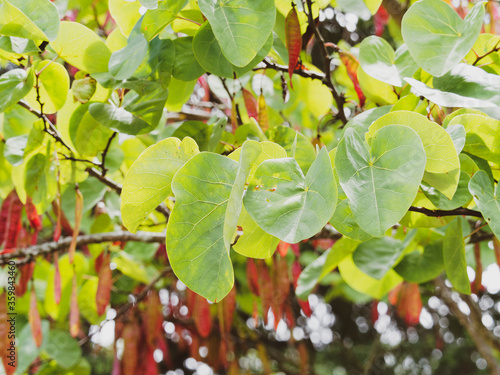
443, 219, 470, 294
402, 0, 485, 77
366, 111, 460, 199
121, 137, 199, 232
336, 125, 426, 237
469, 171, 500, 240
198, 0, 276, 67
244, 147, 337, 243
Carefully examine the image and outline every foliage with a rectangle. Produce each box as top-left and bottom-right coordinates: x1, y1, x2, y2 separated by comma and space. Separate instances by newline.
0, 0, 500, 374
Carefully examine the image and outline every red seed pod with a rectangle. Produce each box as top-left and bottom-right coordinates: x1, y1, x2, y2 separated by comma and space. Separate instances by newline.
339, 52, 365, 107
193, 293, 212, 338
242, 88, 258, 120
96, 252, 112, 316
25, 197, 42, 232
0, 190, 23, 251
256, 260, 273, 324
122, 321, 140, 375
29, 286, 43, 347
246, 259, 260, 296
68, 187, 83, 264
277, 241, 290, 257
69, 274, 80, 338
54, 253, 61, 305
403, 283, 422, 326
285, 5, 302, 89
222, 286, 236, 333
144, 291, 162, 347
257, 93, 268, 132
16, 263, 34, 297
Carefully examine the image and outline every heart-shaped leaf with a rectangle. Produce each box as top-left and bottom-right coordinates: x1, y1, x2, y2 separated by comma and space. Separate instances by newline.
402, 0, 485, 77
366, 111, 460, 199
193, 21, 272, 79
244, 147, 337, 243
469, 171, 500, 240
336, 125, 426, 237
0, 68, 34, 113
198, 0, 276, 67
167, 141, 261, 301
352, 237, 405, 279
359, 36, 417, 86
121, 137, 200, 232
448, 114, 500, 165
394, 242, 444, 283
228, 142, 286, 258
89, 103, 153, 135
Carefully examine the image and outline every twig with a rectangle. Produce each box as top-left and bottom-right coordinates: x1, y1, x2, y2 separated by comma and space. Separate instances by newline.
305, 0, 347, 125
473, 40, 500, 66
254, 59, 326, 81
78, 266, 172, 346
101, 132, 117, 176
0, 231, 165, 265
18, 100, 73, 152
408, 206, 482, 218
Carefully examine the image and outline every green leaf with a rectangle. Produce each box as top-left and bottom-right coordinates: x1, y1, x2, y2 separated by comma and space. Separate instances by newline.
469, 171, 500, 240
42, 330, 82, 369
352, 237, 405, 280
443, 218, 471, 294
336, 126, 426, 237
448, 114, 500, 165
193, 21, 273, 79
402, 0, 485, 77
296, 237, 359, 300
433, 64, 500, 107
109, 24, 149, 80
357, 65, 398, 105
4, 134, 27, 166
69, 103, 114, 157
338, 254, 402, 299
421, 171, 472, 211
89, 103, 153, 135
50, 21, 111, 74
71, 77, 97, 104
343, 105, 392, 137
405, 77, 496, 108
17, 320, 50, 375
108, 0, 142, 37
166, 151, 238, 301
266, 125, 316, 174
244, 147, 337, 243
329, 199, 373, 241
172, 121, 210, 151
0, 0, 59, 41
394, 242, 444, 283
359, 37, 417, 87
141, 0, 187, 41
140, 0, 158, 9
24, 61, 69, 114
198, 0, 276, 67
366, 111, 460, 199
172, 37, 206, 81
228, 141, 286, 258
113, 252, 150, 283
446, 124, 466, 154
0, 36, 40, 55
0, 68, 34, 113
121, 137, 200, 232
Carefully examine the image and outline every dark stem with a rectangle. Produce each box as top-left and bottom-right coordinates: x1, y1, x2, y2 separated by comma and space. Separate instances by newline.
0, 231, 166, 265
305, 0, 347, 125
473, 40, 500, 66
101, 132, 118, 176
408, 206, 482, 218
254, 59, 326, 81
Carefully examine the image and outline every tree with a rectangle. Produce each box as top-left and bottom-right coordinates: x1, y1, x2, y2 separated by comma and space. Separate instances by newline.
0, 0, 499, 373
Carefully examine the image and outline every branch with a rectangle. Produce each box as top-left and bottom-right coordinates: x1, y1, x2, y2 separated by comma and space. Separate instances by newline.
78, 266, 172, 346
0, 231, 165, 265
473, 40, 500, 66
101, 132, 117, 176
305, 0, 347, 125
434, 277, 500, 375
85, 167, 171, 219
254, 59, 326, 81
18, 100, 73, 153
408, 206, 482, 218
